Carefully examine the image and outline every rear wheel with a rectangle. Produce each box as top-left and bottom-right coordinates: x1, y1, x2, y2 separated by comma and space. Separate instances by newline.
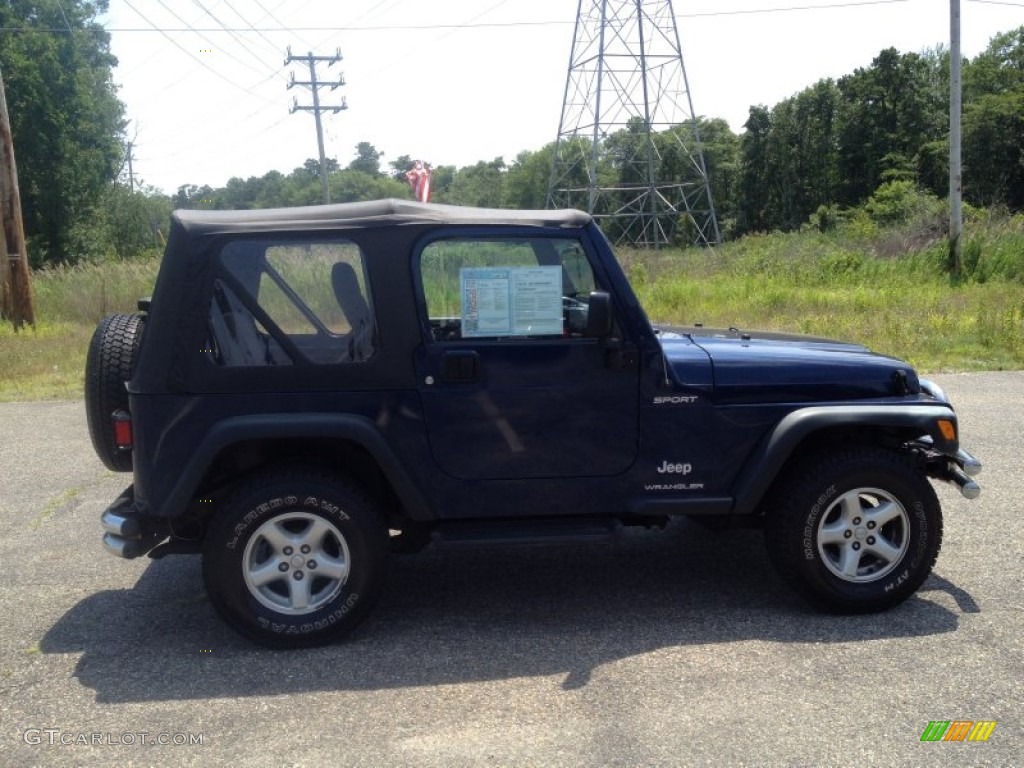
765, 448, 942, 613
202, 469, 389, 648
85, 313, 145, 471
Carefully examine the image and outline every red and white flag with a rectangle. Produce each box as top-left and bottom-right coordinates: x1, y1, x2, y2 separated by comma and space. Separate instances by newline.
405, 160, 432, 203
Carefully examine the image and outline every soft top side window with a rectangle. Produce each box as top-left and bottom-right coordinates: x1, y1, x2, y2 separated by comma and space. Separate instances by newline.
207, 238, 376, 366
419, 236, 600, 342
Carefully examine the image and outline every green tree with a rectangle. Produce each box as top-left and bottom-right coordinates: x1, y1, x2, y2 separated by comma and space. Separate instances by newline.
442, 158, 506, 207
103, 184, 172, 259
503, 146, 553, 209
962, 26, 1024, 208
328, 169, 409, 203
964, 26, 1024, 100
836, 48, 944, 206
388, 154, 414, 181
347, 142, 382, 175
963, 89, 1024, 208
428, 164, 456, 201
655, 118, 738, 240
251, 170, 286, 208
737, 105, 772, 233
0, 0, 126, 264
689, 118, 740, 231
546, 135, 598, 210
221, 176, 257, 209
172, 184, 217, 209
749, 81, 841, 233
763, 99, 804, 230
299, 157, 339, 178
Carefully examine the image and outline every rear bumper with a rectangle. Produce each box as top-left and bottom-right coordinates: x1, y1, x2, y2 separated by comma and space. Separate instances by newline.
101, 487, 168, 559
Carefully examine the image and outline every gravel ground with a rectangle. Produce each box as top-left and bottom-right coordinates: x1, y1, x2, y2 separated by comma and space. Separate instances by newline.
0, 371, 1020, 767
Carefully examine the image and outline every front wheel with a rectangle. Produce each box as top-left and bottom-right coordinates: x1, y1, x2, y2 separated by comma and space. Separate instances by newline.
765, 448, 942, 613
202, 470, 389, 648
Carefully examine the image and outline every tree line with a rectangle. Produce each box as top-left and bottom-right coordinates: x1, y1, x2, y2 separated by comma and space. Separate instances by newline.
2, 0, 1022, 266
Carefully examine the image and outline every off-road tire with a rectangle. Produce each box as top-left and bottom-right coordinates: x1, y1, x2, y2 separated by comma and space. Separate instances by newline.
202, 469, 389, 648
85, 313, 145, 472
765, 448, 942, 613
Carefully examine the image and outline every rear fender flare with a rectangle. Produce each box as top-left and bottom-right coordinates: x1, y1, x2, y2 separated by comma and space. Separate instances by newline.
148, 413, 431, 522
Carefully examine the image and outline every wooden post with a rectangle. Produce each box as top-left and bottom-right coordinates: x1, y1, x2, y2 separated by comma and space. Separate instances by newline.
949, 0, 963, 278
0, 64, 35, 329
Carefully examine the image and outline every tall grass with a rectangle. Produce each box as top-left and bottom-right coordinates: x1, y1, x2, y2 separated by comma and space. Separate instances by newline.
633, 273, 1023, 371
621, 211, 1024, 372
32, 256, 161, 324
0, 254, 161, 400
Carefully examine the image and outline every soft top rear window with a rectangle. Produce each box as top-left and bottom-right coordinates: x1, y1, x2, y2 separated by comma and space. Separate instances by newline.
207, 238, 377, 366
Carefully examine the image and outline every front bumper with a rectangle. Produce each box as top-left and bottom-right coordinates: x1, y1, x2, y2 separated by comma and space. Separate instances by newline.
101, 486, 168, 558
918, 441, 983, 499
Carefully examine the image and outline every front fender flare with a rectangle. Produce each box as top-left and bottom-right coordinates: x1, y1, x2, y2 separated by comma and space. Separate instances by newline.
731, 404, 958, 517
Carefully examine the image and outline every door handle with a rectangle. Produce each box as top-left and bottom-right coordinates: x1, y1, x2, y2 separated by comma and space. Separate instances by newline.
441, 350, 481, 382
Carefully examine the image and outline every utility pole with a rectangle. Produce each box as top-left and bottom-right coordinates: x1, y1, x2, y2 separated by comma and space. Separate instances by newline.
126, 141, 135, 193
285, 47, 346, 204
949, 0, 963, 277
0, 64, 35, 329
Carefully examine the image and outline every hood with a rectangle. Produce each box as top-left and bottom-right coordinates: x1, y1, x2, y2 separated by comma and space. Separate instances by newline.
656, 326, 919, 404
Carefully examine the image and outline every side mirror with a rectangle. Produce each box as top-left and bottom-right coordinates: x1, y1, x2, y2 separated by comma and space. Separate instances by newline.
584, 291, 614, 338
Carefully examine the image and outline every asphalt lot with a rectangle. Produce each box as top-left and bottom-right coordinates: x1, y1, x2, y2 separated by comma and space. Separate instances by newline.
0, 372, 1020, 767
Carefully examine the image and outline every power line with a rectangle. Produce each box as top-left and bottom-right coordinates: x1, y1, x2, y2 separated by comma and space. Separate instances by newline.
152, 0, 274, 80
222, 0, 287, 55
0, 2, 924, 33
53, 0, 73, 32
120, 0, 281, 104
191, 0, 285, 80
0, 22, 568, 33
257, 0, 319, 52
681, 0, 911, 17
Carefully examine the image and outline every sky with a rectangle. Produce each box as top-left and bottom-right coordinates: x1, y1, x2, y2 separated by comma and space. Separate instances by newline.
99, 0, 1024, 195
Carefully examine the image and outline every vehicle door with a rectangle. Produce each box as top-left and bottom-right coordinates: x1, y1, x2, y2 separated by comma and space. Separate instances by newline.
414, 231, 639, 480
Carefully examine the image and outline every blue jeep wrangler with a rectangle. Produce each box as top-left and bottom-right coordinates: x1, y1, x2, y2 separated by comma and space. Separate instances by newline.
85, 199, 982, 648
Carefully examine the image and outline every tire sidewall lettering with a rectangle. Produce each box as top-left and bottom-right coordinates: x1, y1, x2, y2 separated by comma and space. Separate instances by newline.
300, 495, 350, 520
254, 593, 361, 635
803, 483, 837, 561
225, 494, 349, 549
909, 500, 927, 568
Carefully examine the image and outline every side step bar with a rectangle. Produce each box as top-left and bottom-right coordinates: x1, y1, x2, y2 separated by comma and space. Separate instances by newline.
429, 516, 667, 548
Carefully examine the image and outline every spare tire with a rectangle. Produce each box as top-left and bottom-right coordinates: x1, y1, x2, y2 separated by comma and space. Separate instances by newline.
85, 313, 145, 472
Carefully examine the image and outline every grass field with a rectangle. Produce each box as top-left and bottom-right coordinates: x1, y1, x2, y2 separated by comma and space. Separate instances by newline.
622, 211, 1024, 373
1, 212, 1021, 401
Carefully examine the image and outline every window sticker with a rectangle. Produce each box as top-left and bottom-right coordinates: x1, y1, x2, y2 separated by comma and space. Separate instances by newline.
460, 266, 562, 338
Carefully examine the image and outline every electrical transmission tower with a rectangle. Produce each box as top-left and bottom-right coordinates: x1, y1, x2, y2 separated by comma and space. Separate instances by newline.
285, 47, 347, 204
547, 0, 719, 248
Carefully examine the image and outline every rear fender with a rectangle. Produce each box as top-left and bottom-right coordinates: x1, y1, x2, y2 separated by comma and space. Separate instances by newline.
139, 413, 431, 522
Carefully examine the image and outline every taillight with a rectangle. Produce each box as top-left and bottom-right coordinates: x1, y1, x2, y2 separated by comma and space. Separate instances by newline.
112, 410, 133, 451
